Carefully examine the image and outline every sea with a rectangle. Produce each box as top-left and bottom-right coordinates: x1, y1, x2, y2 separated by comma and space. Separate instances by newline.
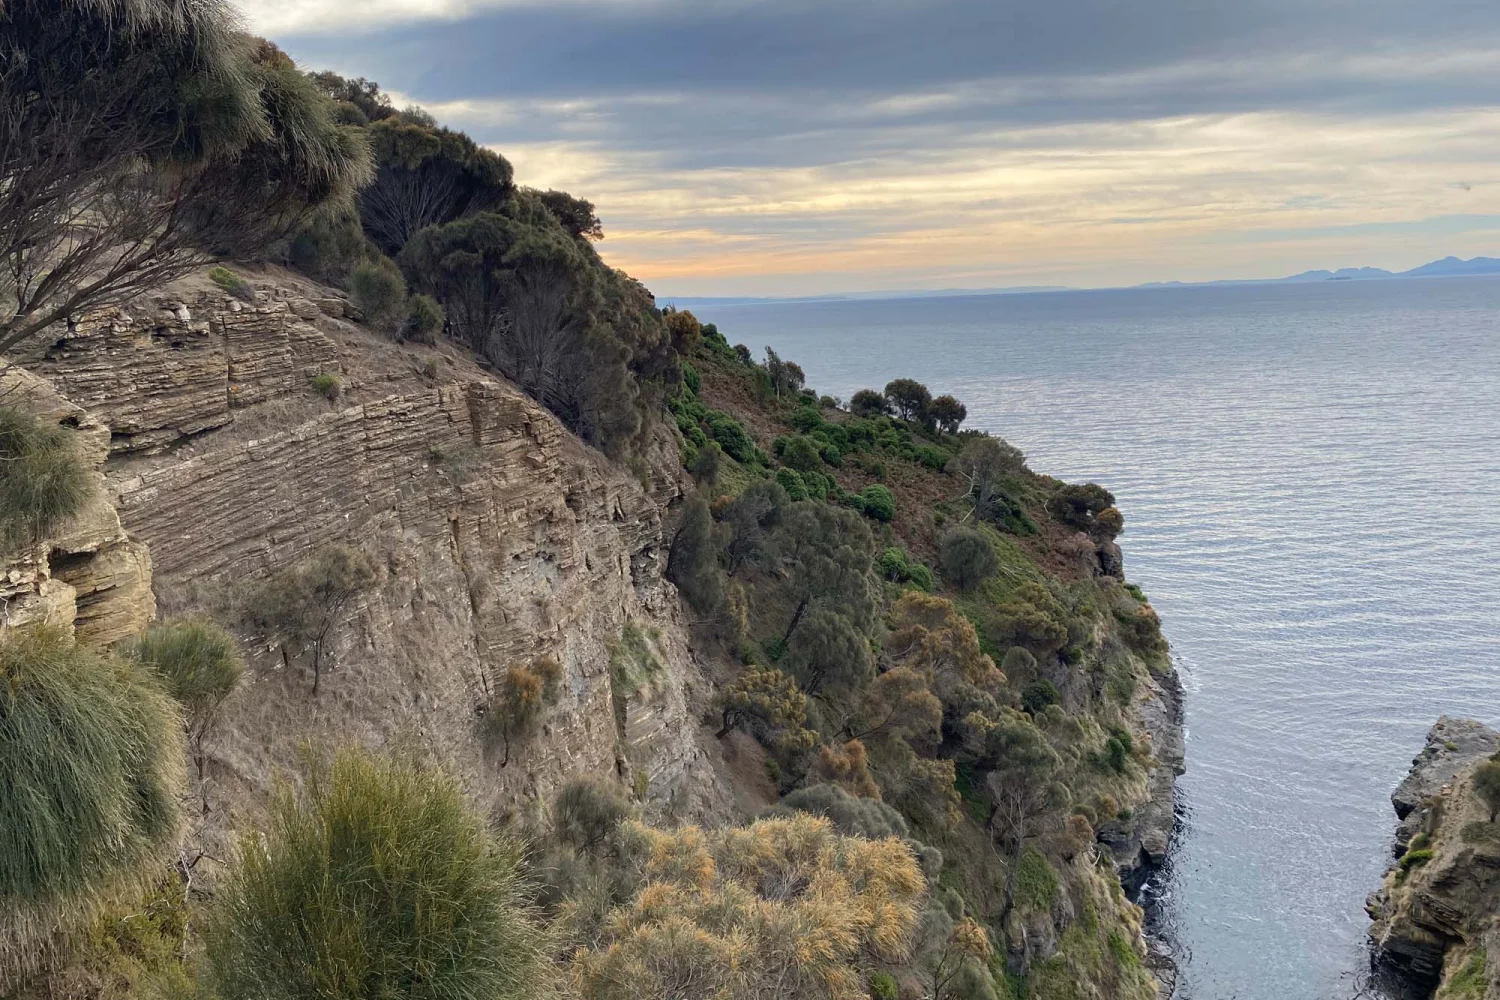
688, 276, 1500, 1000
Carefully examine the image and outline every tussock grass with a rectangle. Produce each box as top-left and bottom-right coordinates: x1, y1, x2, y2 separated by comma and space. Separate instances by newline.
205, 749, 545, 1000
0, 627, 184, 985
0, 406, 93, 554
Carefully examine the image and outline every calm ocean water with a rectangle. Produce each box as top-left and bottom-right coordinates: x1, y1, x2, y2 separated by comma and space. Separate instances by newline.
690, 277, 1500, 1000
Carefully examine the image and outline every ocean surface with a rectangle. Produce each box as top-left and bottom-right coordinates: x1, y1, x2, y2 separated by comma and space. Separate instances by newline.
690, 277, 1500, 1000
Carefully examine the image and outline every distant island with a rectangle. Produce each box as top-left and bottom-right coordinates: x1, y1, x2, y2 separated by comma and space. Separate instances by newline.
666, 255, 1500, 308
1139, 254, 1500, 288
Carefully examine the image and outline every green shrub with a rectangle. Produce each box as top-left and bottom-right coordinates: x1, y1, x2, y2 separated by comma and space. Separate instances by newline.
208, 266, 256, 302
311, 373, 341, 400
781, 435, 823, 472
402, 293, 445, 344
776, 466, 809, 501
879, 547, 934, 591
347, 256, 407, 328
123, 617, 244, 776
870, 971, 899, 1000
0, 628, 184, 979
940, 526, 999, 591
205, 750, 543, 1000
286, 210, 365, 284
1399, 848, 1435, 871
859, 484, 896, 522
1474, 760, 1500, 822
1014, 847, 1058, 911
1021, 679, 1060, 715
705, 410, 756, 463
0, 406, 92, 553
681, 361, 701, 395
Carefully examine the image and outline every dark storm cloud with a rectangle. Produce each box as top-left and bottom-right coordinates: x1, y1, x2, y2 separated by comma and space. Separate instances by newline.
273, 0, 1500, 159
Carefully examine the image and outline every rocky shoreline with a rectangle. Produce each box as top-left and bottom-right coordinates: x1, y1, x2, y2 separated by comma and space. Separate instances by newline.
1367, 716, 1500, 998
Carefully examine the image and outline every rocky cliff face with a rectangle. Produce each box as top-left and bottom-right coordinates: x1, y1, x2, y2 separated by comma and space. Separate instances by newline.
5, 270, 734, 849
1368, 717, 1500, 999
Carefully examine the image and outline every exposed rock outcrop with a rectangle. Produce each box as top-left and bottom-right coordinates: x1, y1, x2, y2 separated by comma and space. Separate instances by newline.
1367, 717, 1500, 999
4, 271, 732, 853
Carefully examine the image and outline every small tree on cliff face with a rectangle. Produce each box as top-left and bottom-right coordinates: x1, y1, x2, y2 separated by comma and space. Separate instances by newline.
481, 656, 563, 767
246, 545, 380, 695
1475, 759, 1500, 823
850, 389, 890, 418
948, 437, 1025, 523
0, 9, 372, 355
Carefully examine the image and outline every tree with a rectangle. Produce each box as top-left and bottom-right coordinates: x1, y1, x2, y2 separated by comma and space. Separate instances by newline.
689, 442, 722, 487
886, 592, 1003, 694
308, 71, 398, 125
884, 379, 932, 423
850, 389, 890, 418
0, 13, 371, 355
123, 617, 244, 783
538, 189, 604, 241
846, 667, 942, 749
553, 777, 635, 855
572, 815, 925, 1000
928, 395, 967, 434
0, 628, 184, 984
0, 406, 92, 555
667, 495, 726, 614
205, 749, 543, 1000
714, 667, 816, 755
358, 116, 513, 257
764, 347, 806, 398
964, 709, 1061, 851
940, 527, 999, 591
245, 544, 381, 695
948, 437, 1026, 523
784, 607, 876, 701
770, 502, 878, 646
722, 480, 788, 572
1475, 759, 1500, 823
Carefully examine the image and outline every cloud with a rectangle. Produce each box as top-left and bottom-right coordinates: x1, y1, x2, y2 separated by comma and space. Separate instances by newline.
243, 0, 1500, 294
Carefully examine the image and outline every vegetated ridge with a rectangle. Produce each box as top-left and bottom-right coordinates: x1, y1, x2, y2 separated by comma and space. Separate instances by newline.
0, 4, 1184, 1000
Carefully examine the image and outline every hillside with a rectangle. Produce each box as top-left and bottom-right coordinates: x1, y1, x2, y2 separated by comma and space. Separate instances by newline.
0, 6, 1182, 999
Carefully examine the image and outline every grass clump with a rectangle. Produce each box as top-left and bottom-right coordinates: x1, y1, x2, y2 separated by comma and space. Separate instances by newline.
0, 406, 92, 554
208, 266, 256, 302
311, 372, 341, 400
1436, 948, 1487, 1000
0, 627, 184, 982
122, 616, 245, 780
205, 749, 544, 1000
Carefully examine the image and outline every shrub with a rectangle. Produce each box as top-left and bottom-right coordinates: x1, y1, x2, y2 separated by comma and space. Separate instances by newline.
123, 617, 244, 778
403, 293, 445, 344
781, 434, 823, 472
482, 656, 563, 766
573, 815, 925, 1000
205, 750, 542, 1000
880, 547, 934, 591
705, 411, 756, 463
0, 406, 92, 553
311, 373, 341, 400
939, 527, 999, 591
1021, 679, 1060, 715
1398, 848, 1435, 871
347, 256, 408, 328
1014, 847, 1058, 911
859, 484, 896, 522
781, 782, 909, 839
775, 466, 809, 501
0, 628, 184, 980
928, 395, 966, 434
286, 209, 365, 284
870, 971, 899, 1000
208, 266, 256, 302
667, 495, 726, 613
553, 777, 634, 854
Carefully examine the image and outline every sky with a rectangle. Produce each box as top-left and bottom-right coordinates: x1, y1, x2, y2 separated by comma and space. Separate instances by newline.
241, 0, 1500, 297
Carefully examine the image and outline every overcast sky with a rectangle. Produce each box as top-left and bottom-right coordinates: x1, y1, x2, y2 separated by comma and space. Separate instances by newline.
243, 0, 1500, 296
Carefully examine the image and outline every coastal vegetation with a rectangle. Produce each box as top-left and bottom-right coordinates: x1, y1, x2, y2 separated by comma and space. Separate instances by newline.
0, 2, 1174, 998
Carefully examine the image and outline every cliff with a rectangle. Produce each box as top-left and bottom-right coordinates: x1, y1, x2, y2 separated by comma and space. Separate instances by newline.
6, 267, 735, 850
1368, 717, 1500, 999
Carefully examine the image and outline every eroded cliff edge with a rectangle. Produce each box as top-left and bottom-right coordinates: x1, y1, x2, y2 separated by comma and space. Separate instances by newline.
6, 271, 734, 844
1368, 717, 1500, 999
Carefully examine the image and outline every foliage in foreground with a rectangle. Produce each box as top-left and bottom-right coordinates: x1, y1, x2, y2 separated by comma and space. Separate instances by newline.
0, 628, 184, 984
205, 749, 545, 1000
572, 814, 926, 1000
